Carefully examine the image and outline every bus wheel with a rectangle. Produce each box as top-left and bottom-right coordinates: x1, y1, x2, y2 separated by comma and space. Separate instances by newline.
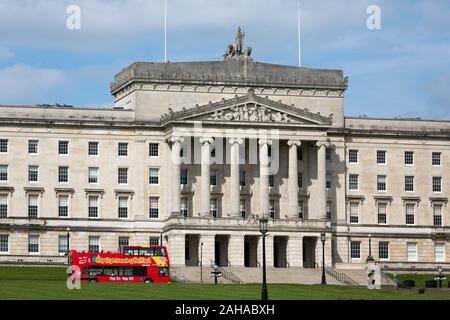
144, 279, 153, 284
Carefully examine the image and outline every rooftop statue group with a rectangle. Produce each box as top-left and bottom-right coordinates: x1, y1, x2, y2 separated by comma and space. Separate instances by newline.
223, 27, 252, 60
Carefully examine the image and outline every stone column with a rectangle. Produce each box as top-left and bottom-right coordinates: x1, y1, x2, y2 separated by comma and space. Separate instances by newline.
167, 233, 185, 266
229, 138, 243, 217
199, 234, 215, 267
228, 235, 245, 267
258, 139, 272, 216
315, 141, 330, 220
287, 236, 303, 267
287, 140, 301, 219
200, 137, 214, 217
169, 136, 184, 214
257, 234, 274, 267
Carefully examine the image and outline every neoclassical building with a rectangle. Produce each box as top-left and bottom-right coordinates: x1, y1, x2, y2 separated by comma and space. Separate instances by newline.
0, 44, 449, 270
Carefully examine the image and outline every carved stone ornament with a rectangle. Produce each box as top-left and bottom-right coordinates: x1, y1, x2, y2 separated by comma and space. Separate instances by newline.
208, 105, 291, 123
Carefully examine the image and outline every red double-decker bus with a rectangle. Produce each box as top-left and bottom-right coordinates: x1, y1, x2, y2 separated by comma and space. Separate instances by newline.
68, 246, 170, 283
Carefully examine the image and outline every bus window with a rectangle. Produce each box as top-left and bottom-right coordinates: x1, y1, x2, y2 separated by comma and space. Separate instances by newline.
119, 267, 133, 276
88, 267, 103, 276
123, 248, 133, 256
133, 267, 147, 276
104, 267, 119, 276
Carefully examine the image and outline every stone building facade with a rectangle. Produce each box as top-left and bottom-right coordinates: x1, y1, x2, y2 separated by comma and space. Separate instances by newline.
0, 57, 449, 269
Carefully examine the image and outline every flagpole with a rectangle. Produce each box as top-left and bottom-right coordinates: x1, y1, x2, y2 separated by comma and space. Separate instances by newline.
297, 0, 301, 67
164, 0, 167, 63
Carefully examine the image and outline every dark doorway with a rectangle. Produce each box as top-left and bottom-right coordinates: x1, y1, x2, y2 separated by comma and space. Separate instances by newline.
244, 235, 258, 267
274, 236, 288, 268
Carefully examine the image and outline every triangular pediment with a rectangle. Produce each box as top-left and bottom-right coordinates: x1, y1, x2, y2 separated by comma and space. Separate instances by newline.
160, 90, 333, 126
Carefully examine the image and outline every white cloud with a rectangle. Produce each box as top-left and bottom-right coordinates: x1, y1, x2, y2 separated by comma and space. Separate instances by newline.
0, 64, 66, 104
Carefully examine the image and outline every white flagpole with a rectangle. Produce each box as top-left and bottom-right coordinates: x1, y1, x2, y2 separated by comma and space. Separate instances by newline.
164, 0, 167, 62
297, 0, 301, 67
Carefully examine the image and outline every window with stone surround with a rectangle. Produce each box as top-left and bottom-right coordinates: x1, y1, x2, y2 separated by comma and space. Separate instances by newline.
118, 142, 128, 156
240, 170, 246, 187
149, 237, 160, 246
405, 203, 415, 225
405, 176, 415, 192
298, 172, 303, 189
149, 197, 159, 219
88, 141, 99, 156
240, 199, 246, 218
118, 196, 128, 219
350, 241, 361, 259
326, 147, 332, 162
180, 169, 188, 185
269, 175, 275, 188
377, 203, 387, 224
435, 243, 445, 262
28, 194, 39, 219
210, 198, 218, 218
28, 140, 39, 155
432, 152, 441, 166
349, 174, 359, 191
88, 195, 99, 218
433, 204, 443, 227
326, 173, 332, 190
28, 235, 39, 254
298, 201, 304, 219
58, 141, 69, 155
149, 168, 159, 185
0, 234, 9, 253
89, 167, 99, 184
58, 166, 69, 183
58, 195, 69, 218
407, 242, 417, 261
0, 165, 7, 182
0, 194, 7, 218
59, 235, 68, 254
0, 139, 7, 153
269, 200, 276, 219
377, 150, 386, 164
118, 167, 128, 184
326, 201, 332, 220
118, 236, 129, 252
377, 175, 387, 192
379, 242, 389, 260
349, 202, 359, 224
348, 149, 358, 163
88, 236, 100, 252
433, 177, 442, 193
28, 165, 39, 183
210, 170, 217, 186
404, 151, 414, 165
181, 198, 189, 217
149, 143, 159, 157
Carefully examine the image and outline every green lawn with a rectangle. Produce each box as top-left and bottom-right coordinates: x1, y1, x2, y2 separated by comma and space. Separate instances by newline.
0, 266, 449, 300
388, 273, 449, 289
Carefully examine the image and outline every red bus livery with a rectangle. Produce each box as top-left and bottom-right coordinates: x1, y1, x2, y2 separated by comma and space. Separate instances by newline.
68, 246, 170, 283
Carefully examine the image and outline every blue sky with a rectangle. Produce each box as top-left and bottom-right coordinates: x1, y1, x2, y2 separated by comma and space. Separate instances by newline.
0, 0, 449, 119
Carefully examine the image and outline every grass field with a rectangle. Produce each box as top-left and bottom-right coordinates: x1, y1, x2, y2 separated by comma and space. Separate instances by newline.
389, 273, 449, 289
1, 266, 449, 300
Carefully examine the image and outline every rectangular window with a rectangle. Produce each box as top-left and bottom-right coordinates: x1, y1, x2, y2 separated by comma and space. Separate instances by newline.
58, 235, 68, 254
58, 195, 69, 217
298, 172, 303, 189
407, 242, 417, 262
149, 237, 160, 246
28, 165, 39, 182
433, 177, 442, 193
298, 201, 304, 220
118, 168, 128, 184
58, 141, 69, 155
267, 145, 272, 157
377, 175, 387, 191
0, 234, 8, 253
28, 195, 38, 219
349, 202, 359, 224
377, 150, 386, 164
149, 168, 159, 185
0, 139, 7, 153
326, 201, 332, 220
88, 167, 99, 184
180, 169, 188, 185
348, 150, 358, 163
0, 194, 7, 218
118, 236, 129, 252
239, 170, 246, 187
210, 170, 217, 186
118, 143, 128, 156
58, 166, 69, 183
28, 235, 39, 253
89, 236, 100, 252
377, 203, 387, 224
435, 243, 445, 262
28, 140, 39, 154
181, 198, 189, 217
269, 175, 275, 188
240, 199, 246, 218
405, 176, 415, 192
434, 204, 443, 227
297, 148, 303, 161
118, 196, 128, 219
350, 241, 361, 259
349, 174, 359, 190
432, 152, 441, 166
149, 143, 159, 157
88, 196, 99, 218
149, 197, 159, 219
88, 142, 98, 156
379, 242, 389, 260
269, 200, 275, 219
404, 151, 414, 165
326, 173, 332, 190
210, 198, 218, 218
406, 203, 415, 225
0, 165, 7, 181
325, 148, 332, 162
